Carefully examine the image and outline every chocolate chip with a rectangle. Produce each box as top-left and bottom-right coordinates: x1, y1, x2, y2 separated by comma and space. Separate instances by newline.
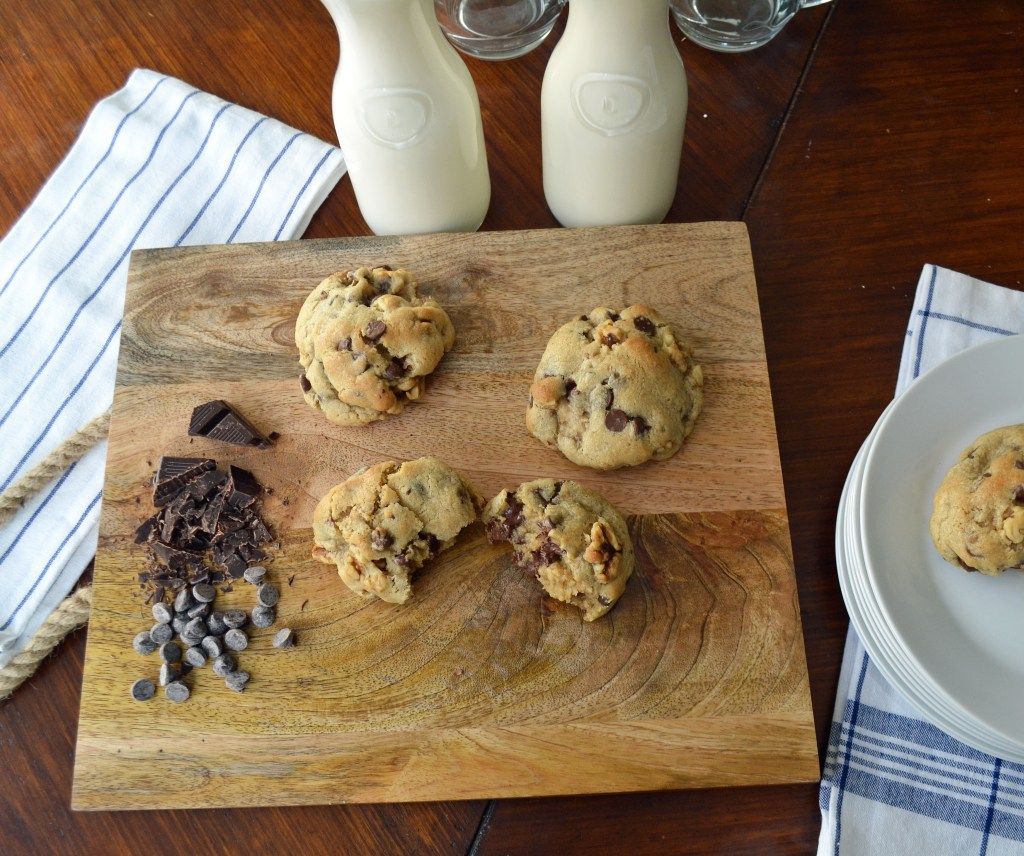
1016, 461, 1024, 470
222, 609, 247, 629
597, 595, 612, 606
540, 518, 556, 533
171, 615, 188, 636
187, 602, 211, 619
257, 583, 279, 608
149, 623, 173, 645
600, 331, 620, 347
225, 671, 250, 693
183, 617, 208, 642
299, 373, 312, 392
152, 602, 173, 624
363, 320, 386, 342
633, 416, 651, 436
205, 610, 228, 638
133, 632, 158, 656
159, 662, 181, 686
535, 538, 563, 566
164, 681, 190, 703
159, 641, 182, 663
224, 628, 248, 651
338, 336, 352, 351
272, 628, 296, 649
384, 356, 408, 380
242, 566, 266, 586
183, 646, 206, 668
251, 606, 276, 628
633, 316, 656, 335
192, 583, 216, 603
174, 588, 195, 613
372, 529, 394, 551
605, 409, 630, 432
212, 653, 237, 677
130, 678, 155, 701
604, 388, 614, 409
1014, 486, 1024, 504
201, 635, 224, 658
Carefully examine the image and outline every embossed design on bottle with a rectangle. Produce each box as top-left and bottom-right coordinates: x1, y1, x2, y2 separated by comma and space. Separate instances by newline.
571, 74, 651, 137
358, 88, 433, 149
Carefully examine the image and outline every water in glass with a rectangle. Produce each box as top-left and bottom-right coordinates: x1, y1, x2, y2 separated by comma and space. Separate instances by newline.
435, 0, 567, 60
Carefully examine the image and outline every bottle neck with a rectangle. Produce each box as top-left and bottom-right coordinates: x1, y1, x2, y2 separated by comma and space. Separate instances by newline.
566, 0, 670, 32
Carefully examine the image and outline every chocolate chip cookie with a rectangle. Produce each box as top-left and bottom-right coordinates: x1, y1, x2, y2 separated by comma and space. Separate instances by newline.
930, 424, 1024, 575
312, 457, 482, 603
526, 306, 703, 470
295, 267, 455, 426
483, 479, 634, 621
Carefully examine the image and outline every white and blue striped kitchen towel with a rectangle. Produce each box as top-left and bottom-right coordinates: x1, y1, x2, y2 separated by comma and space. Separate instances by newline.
820, 265, 1024, 855
0, 69, 346, 667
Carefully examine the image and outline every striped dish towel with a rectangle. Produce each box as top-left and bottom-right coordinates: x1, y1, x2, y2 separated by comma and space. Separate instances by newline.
0, 69, 346, 667
819, 266, 1024, 855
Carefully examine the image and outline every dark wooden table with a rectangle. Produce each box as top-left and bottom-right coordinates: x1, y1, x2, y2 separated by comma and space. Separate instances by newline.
1, 0, 1021, 852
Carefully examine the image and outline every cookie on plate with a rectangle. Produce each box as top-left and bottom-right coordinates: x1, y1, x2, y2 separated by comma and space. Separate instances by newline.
312, 457, 481, 603
930, 424, 1024, 575
295, 267, 455, 426
526, 306, 703, 470
483, 478, 634, 621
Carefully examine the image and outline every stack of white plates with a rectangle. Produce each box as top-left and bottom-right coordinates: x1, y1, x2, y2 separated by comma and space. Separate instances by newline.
836, 334, 1024, 761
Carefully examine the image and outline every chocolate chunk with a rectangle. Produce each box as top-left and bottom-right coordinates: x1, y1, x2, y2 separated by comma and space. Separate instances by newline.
534, 538, 564, 567
633, 315, 656, 335
134, 514, 161, 544
189, 399, 272, 449
257, 583, 279, 608
130, 678, 155, 702
212, 653, 237, 677
133, 632, 158, 656
632, 416, 651, 436
224, 628, 248, 651
243, 566, 266, 586
371, 529, 394, 551
251, 606, 276, 628
153, 457, 215, 507
338, 336, 352, 351
384, 356, 407, 380
226, 465, 261, 509
225, 671, 250, 693
600, 331, 620, 347
363, 319, 386, 342
299, 373, 312, 392
184, 646, 207, 668
272, 628, 296, 649
164, 681, 190, 703
605, 409, 630, 432
159, 641, 182, 663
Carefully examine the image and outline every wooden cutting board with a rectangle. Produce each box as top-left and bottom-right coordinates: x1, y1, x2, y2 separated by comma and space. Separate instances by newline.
72, 222, 818, 810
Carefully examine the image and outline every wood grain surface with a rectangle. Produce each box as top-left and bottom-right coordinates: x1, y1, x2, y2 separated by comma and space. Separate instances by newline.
72, 222, 816, 809
4, 0, 1019, 850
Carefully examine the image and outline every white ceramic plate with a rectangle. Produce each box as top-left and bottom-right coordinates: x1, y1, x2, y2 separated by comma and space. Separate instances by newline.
860, 335, 1024, 749
842, 425, 1024, 761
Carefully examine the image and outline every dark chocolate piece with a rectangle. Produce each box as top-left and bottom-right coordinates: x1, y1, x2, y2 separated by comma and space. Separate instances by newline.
226, 465, 261, 509
153, 457, 215, 507
188, 400, 272, 449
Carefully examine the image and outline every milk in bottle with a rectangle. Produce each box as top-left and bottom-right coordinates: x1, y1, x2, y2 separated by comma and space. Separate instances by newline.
322, 0, 491, 235
541, 0, 687, 227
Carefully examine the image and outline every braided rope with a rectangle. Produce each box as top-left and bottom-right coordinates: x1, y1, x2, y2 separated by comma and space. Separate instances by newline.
0, 586, 93, 701
0, 410, 110, 527
0, 409, 110, 701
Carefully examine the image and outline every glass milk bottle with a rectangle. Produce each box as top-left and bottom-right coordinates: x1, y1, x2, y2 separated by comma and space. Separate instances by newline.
541, 0, 687, 227
322, 0, 491, 235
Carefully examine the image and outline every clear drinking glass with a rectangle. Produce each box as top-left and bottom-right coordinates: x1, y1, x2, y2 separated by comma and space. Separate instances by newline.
435, 0, 567, 60
670, 0, 830, 52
